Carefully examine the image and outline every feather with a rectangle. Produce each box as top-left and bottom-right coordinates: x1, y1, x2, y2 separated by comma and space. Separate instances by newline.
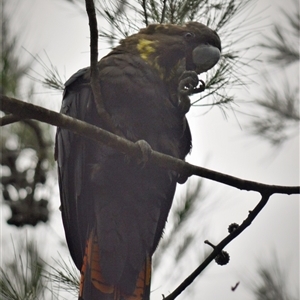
56, 21, 221, 299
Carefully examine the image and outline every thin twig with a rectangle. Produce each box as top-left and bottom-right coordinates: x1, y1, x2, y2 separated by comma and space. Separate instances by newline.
160, 0, 167, 24
163, 193, 270, 300
1, 95, 299, 196
84, 0, 123, 136
142, 0, 148, 26
0, 114, 23, 126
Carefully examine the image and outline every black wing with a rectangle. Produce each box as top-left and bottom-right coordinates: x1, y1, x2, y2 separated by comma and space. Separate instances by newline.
55, 52, 191, 291
56, 67, 94, 269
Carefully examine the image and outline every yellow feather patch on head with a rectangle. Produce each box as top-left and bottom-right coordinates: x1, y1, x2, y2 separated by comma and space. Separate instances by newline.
136, 38, 183, 81
137, 39, 156, 61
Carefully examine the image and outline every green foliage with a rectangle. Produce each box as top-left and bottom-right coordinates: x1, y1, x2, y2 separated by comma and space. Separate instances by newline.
250, 0, 300, 145
97, 0, 253, 36
250, 255, 297, 300
30, 0, 256, 120
259, 6, 299, 66
55, 0, 258, 115
0, 240, 46, 300
26, 51, 65, 91
251, 85, 299, 145
1, 118, 53, 226
0, 1, 54, 227
0, 1, 30, 96
44, 255, 80, 298
2, 0, 298, 299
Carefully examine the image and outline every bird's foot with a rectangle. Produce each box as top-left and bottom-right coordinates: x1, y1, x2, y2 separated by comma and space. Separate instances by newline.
178, 71, 199, 96
178, 71, 205, 114
135, 140, 152, 167
176, 168, 191, 184
192, 79, 205, 94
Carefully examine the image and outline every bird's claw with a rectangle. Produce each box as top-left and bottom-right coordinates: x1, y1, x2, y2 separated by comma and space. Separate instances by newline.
178, 71, 206, 115
178, 71, 198, 114
191, 79, 205, 94
176, 168, 190, 184
135, 140, 152, 167
178, 71, 199, 96
179, 71, 206, 95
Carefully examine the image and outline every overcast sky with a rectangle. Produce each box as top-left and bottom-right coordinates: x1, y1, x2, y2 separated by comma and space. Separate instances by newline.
2, 0, 299, 299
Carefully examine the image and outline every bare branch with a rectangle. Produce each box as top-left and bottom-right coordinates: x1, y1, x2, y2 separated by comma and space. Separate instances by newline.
0, 114, 23, 126
160, 0, 167, 24
163, 194, 270, 300
85, 0, 123, 136
142, 0, 148, 26
1, 95, 299, 196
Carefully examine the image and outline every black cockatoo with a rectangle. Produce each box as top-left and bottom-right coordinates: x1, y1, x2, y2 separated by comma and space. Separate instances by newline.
55, 22, 221, 300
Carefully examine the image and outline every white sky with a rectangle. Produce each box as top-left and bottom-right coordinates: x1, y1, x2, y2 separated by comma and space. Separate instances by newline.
1, 0, 299, 299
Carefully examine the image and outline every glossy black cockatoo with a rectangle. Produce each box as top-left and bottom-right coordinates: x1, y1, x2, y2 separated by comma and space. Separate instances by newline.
55, 22, 221, 300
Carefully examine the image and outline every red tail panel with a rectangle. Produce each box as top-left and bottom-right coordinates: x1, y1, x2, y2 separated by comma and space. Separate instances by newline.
79, 230, 151, 300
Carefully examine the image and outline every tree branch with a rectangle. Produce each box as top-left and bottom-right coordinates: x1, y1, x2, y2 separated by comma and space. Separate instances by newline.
0, 114, 23, 126
160, 0, 167, 24
1, 95, 299, 196
84, 0, 123, 136
142, 0, 148, 26
163, 193, 270, 300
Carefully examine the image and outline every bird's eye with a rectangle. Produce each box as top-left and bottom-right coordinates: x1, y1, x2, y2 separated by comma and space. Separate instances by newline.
184, 32, 194, 39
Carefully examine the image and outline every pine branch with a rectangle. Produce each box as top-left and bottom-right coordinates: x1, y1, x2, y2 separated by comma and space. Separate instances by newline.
259, 4, 300, 66
163, 193, 270, 299
1, 95, 299, 197
250, 254, 297, 300
85, 0, 124, 137
1, 92, 298, 298
44, 255, 79, 297
26, 51, 65, 91
0, 239, 46, 300
0, 114, 22, 126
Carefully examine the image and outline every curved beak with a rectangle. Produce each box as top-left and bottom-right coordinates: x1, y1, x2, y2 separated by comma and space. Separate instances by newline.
192, 44, 221, 74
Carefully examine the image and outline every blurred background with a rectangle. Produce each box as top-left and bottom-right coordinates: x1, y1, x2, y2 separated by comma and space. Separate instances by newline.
1, 0, 299, 299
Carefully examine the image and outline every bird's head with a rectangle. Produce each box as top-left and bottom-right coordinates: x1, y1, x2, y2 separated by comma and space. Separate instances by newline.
118, 22, 221, 80
180, 22, 221, 74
